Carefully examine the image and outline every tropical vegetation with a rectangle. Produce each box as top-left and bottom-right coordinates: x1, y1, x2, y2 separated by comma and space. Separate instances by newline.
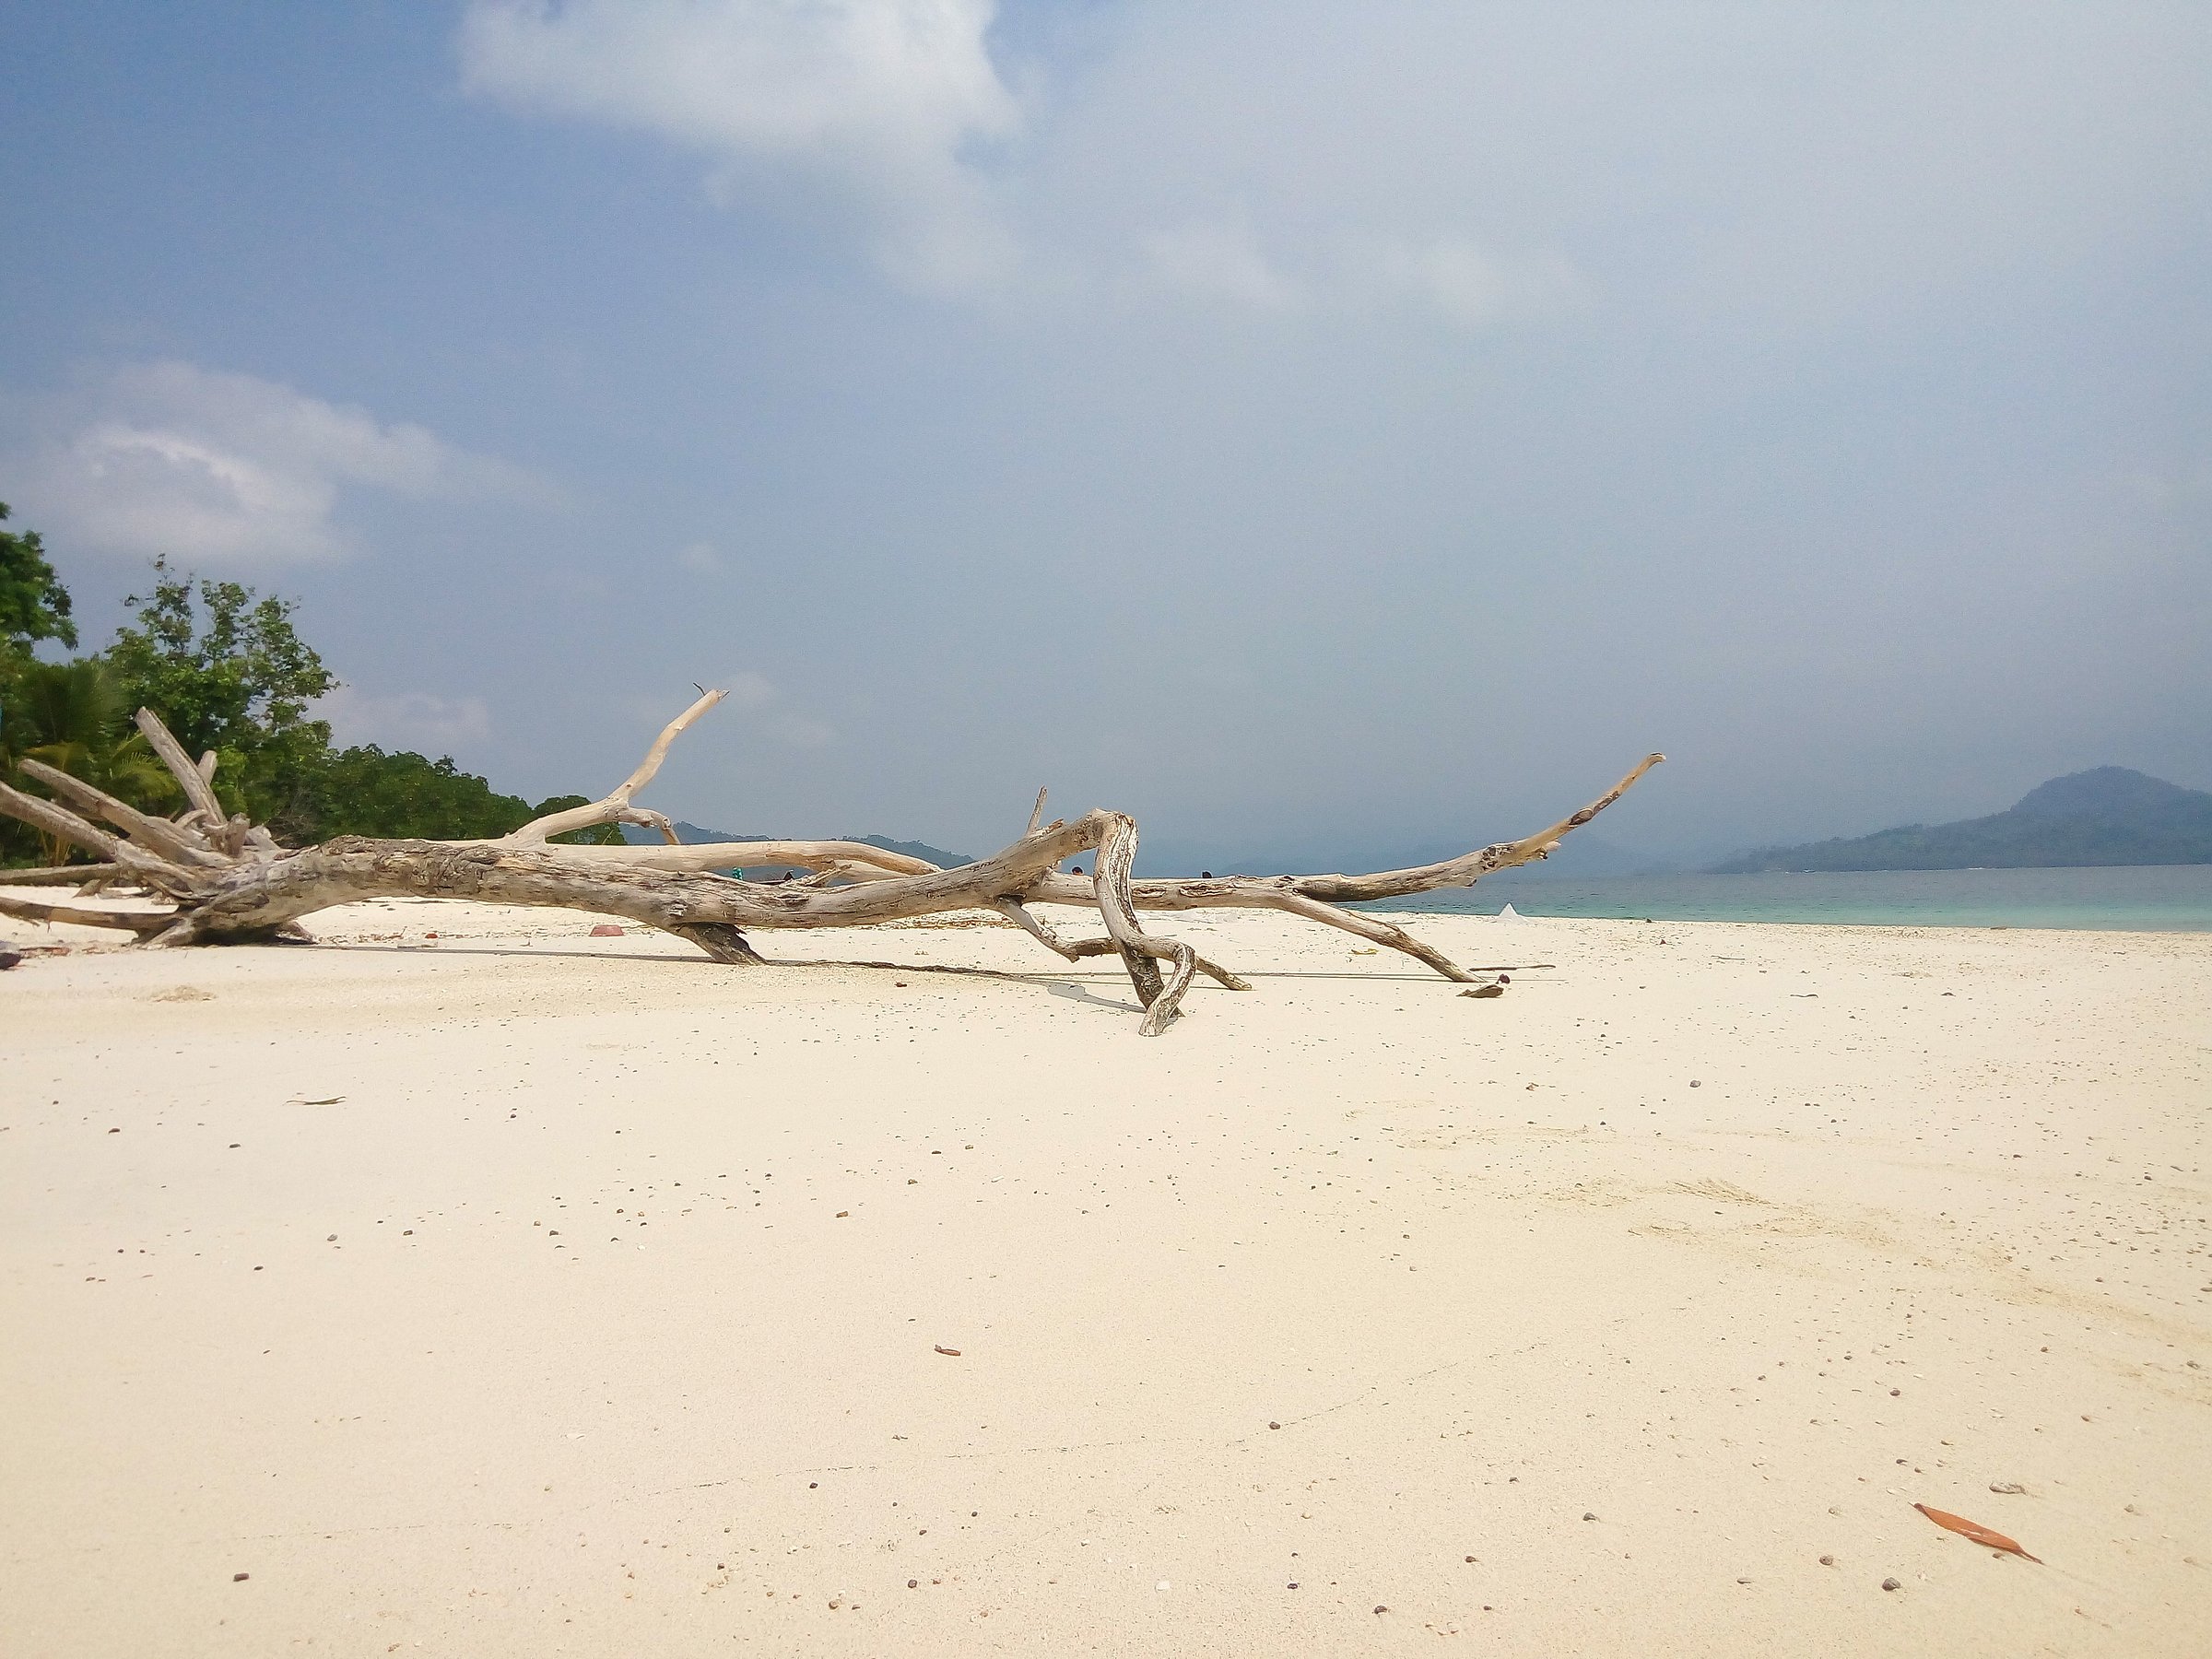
1, 500, 611, 865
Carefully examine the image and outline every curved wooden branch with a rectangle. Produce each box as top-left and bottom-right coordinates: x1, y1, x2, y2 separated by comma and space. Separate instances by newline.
1007, 753, 1664, 979
0, 862, 123, 887
1088, 811, 1198, 1032
1286, 752, 1665, 903
134, 708, 228, 827
516, 839, 938, 877
506, 688, 726, 844
994, 900, 1250, 991
17, 759, 230, 869
0, 890, 175, 935
616, 806, 681, 845
1272, 891, 1488, 983
0, 780, 132, 865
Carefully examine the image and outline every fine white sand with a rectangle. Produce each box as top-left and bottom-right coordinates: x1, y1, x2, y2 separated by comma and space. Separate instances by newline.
3, 895, 2208, 1655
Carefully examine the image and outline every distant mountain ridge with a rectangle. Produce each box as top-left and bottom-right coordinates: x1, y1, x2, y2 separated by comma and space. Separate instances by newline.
620, 821, 972, 871
1713, 768, 2212, 872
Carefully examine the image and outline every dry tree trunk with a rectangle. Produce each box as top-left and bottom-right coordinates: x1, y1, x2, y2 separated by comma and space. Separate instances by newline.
0, 863, 124, 887
0, 690, 1661, 1034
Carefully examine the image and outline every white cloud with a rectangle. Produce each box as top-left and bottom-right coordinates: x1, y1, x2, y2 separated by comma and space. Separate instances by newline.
677, 539, 724, 573
1139, 223, 1302, 313
455, 6, 1591, 328
629, 671, 829, 741
1133, 223, 1584, 330
1355, 236, 1589, 330
709, 671, 834, 744
12, 361, 546, 565
724, 669, 778, 710
460, 0, 1020, 290
771, 712, 836, 747
317, 686, 495, 755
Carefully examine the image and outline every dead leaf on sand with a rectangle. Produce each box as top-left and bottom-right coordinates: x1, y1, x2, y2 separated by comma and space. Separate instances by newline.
1914, 1502, 2041, 1562
935, 1346, 962, 1358
295, 1097, 346, 1107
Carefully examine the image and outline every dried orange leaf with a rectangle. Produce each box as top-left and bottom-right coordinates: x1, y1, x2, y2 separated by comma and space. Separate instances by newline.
1913, 1502, 2041, 1562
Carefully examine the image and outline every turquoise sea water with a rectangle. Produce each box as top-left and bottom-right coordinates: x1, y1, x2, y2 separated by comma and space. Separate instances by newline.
1365, 864, 2212, 932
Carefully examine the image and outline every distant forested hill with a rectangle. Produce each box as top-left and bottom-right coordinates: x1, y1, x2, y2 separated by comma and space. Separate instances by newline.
1713, 768, 2212, 872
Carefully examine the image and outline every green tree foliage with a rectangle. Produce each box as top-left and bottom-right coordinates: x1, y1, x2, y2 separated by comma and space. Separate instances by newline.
4, 521, 608, 863
280, 776, 628, 845
104, 559, 337, 835
0, 500, 76, 658
2, 503, 104, 864
11, 657, 177, 805
298, 747, 535, 841
0, 657, 179, 865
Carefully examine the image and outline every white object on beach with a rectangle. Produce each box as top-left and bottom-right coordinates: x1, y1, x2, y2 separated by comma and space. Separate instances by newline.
1498, 902, 1521, 920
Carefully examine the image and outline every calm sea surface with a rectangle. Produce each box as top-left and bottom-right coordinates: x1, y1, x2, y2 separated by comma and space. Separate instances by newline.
1364, 865, 2212, 932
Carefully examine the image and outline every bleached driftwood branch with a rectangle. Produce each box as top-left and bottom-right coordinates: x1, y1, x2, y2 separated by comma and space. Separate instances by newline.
0, 862, 123, 887
502, 687, 727, 846
1, 696, 1661, 1034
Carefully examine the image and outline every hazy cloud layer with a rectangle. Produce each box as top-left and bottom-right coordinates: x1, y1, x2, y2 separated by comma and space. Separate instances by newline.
2, 4, 2204, 862
461, 0, 1020, 289
9, 362, 546, 565
318, 685, 496, 755
626, 672, 832, 756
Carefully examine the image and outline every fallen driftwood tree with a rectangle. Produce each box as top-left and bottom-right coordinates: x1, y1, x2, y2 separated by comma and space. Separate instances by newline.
0, 692, 1661, 1034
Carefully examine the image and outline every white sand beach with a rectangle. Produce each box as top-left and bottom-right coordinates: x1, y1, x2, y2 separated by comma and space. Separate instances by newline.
3, 898, 2207, 1655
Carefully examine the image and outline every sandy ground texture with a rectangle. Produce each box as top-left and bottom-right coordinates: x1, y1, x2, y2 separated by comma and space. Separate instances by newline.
2, 891, 2208, 1657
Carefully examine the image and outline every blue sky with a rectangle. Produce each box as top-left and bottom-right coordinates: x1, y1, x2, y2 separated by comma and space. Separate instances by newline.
3, 2, 2206, 868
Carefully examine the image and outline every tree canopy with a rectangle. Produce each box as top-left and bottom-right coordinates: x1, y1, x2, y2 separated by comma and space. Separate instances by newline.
2, 508, 591, 864
0, 501, 76, 657
104, 559, 339, 835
